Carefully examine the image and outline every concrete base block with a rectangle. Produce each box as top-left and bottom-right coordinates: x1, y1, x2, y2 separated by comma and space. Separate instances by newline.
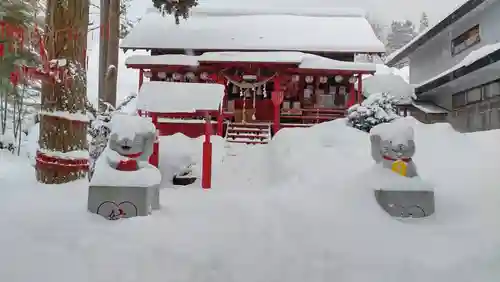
88, 184, 160, 220
375, 190, 435, 218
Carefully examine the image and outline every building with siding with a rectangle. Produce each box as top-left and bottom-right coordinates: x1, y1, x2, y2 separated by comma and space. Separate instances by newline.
386, 0, 500, 132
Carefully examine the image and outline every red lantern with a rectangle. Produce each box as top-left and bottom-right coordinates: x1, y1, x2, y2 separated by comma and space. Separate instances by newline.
10, 71, 19, 86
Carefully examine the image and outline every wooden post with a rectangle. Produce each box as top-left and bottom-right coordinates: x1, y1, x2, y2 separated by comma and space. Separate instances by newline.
216, 76, 228, 110
272, 76, 283, 134
357, 74, 363, 103
348, 74, 357, 107
98, 0, 110, 110
137, 69, 144, 116
139, 69, 144, 90
202, 113, 212, 189
149, 113, 159, 167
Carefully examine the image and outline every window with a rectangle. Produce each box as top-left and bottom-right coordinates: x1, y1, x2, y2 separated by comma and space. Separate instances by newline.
467, 87, 482, 103
484, 81, 500, 98
452, 92, 466, 108
452, 25, 480, 56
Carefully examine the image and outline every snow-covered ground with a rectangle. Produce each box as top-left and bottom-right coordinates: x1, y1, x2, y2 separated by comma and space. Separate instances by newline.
1, 117, 499, 282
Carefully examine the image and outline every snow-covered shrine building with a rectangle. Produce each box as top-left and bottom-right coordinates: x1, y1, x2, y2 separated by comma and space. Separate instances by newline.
386, 0, 500, 132
121, 7, 384, 141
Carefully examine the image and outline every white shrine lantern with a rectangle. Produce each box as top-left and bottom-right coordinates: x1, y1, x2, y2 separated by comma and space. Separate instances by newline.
319, 76, 328, 84
200, 72, 209, 80
185, 72, 195, 80
348, 76, 357, 84
172, 73, 183, 81
305, 76, 314, 83
334, 75, 344, 83
143, 70, 152, 78
158, 72, 167, 79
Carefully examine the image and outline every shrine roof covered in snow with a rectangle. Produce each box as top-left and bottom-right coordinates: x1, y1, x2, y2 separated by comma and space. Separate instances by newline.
136, 81, 225, 113
120, 7, 385, 54
125, 51, 377, 73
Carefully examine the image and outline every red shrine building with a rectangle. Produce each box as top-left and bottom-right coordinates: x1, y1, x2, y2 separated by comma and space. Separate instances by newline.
121, 7, 385, 143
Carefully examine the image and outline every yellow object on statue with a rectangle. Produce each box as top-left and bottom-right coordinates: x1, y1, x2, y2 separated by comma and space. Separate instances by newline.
391, 160, 407, 176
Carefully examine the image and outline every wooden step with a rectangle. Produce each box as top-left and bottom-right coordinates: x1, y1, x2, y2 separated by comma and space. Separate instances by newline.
226, 133, 268, 139
228, 127, 269, 133
229, 122, 271, 129
226, 139, 268, 144
281, 123, 313, 127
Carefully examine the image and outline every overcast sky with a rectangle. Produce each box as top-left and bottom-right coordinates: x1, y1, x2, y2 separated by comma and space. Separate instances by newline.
127, 0, 468, 26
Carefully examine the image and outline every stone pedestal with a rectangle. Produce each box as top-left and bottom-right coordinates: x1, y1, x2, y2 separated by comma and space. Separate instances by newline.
89, 156, 161, 220
88, 184, 160, 219
375, 190, 435, 218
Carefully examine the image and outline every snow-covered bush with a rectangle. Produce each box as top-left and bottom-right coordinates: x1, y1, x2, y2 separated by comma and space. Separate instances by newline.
347, 92, 399, 132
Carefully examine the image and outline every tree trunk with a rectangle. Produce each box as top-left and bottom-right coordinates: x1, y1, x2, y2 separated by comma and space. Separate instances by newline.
105, 0, 119, 107
37, 0, 90, 184
98, 0, 110, 110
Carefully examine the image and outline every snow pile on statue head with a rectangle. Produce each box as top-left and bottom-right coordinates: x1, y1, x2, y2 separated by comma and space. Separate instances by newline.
362, 118, 433, 192
347, 92, 399, 132
105, 114, 156, 171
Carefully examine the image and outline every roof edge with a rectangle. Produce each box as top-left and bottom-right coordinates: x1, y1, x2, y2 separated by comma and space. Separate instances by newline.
415, 46, 500, 95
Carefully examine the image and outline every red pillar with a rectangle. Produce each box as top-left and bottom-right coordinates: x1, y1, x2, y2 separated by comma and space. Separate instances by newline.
357, 74, 363, 103
202, 113, 212, 189
272, 76, 283, 135
149, 113, 159, 167
217, 108, 224, 136
216, 76, 228, 111
348, 75, 357, 107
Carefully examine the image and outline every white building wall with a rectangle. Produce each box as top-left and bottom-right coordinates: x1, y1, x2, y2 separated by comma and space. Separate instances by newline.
408, 1, 500, 85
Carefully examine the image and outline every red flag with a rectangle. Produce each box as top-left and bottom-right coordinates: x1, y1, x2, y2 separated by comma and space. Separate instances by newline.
0, 43, 4, 58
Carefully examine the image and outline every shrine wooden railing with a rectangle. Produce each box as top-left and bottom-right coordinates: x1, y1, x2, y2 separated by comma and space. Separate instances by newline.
280, 108, 346, 125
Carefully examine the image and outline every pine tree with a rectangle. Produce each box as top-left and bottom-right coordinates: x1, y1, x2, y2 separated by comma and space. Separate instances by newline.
0, 0, 41, 152
36, 0, 90, 184
419, 12, 429, 32
151, 0, 199, 24
386, 20, 417, 54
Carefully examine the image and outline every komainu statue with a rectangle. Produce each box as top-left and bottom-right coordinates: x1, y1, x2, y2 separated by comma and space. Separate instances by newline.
88, 114, 161, 220
370, 120, 434, 218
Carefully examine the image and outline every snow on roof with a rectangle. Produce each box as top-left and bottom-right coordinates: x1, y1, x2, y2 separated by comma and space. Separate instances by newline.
300, 55, 376, 72
190, 7, 367, 17
197, 51, 305, 63
416, 42, 500, 89
125, 54, 199, 66
126, 51, 377, 72
121, 7, 385, 53
412, 101, 449, 114
136, 81, 225, 113
362, 74, 415, 105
